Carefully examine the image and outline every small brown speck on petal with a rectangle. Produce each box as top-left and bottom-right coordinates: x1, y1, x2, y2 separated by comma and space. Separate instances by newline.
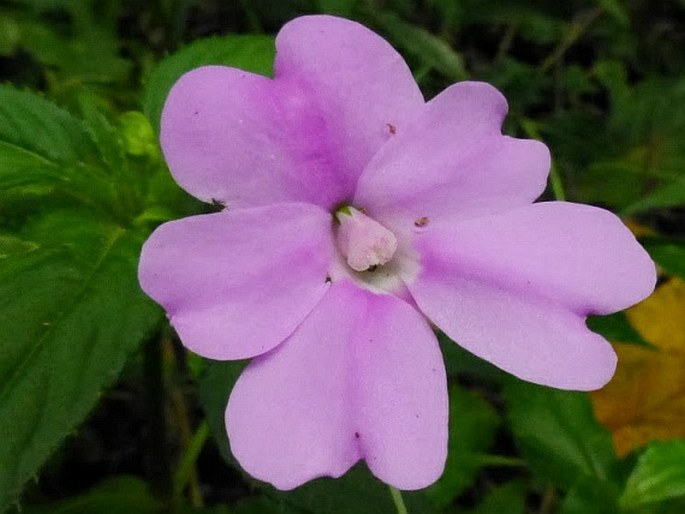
414, 216, 429, 227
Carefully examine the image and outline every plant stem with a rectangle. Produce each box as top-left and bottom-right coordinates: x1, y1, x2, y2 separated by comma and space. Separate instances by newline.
520, 118, 567, 201
143, 332, 173, 502
389, 486, 409, 514
539, 7, 603, 74
549, 162, 567, 201
476, 454, 527, 468
173, 421, 210, 505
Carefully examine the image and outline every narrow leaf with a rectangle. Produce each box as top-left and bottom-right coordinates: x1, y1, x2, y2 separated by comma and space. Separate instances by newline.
621, 440, 685, 507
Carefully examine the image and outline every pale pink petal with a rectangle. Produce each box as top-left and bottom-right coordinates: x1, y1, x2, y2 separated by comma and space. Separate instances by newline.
409, 202, 656, 390
138, 203, 333, 360
160, 66, 349, 209
275, 15, 425, 190
354, 288, 448, 490
227, 281, 447, 490
416, 202, 656, 315
410, 273, 618, 390
354, 82, 550, 233
226, 282, 361, 490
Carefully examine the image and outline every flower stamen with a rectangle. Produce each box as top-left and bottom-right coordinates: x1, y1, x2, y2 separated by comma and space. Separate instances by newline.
335, 206, 398, 272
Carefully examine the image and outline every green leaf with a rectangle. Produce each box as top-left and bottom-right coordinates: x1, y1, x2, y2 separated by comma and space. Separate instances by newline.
143, 35, 275, 132
586, 311, 652, 347
468, 480, 528, 514
21, 476, 161, 514
0, 85, 138, 228
426, 385, 501, 508
233, 496, 286, 514
438, 333, 510, 383
0, 209, 162, 509
316, 0, 357, 16
597, 0, 629, 26
621, 440, 685, 507
641, 236, 685, 281
198, 359, 248, 464
3, 2, 132, 88
503, 380, 617, 488
370, 12, 468, 82
622, 177, 685, 215
559, 475, 620, 514
0, 233, 39, 258
0, 85, 99, 192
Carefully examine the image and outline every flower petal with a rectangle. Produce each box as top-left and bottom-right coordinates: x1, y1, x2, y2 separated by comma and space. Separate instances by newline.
275, 15, 425, 190
354, 288, 448, 490
411, 275, 618, 390
160, 66, 348, 209
417, 202, 656, 314
409, 202, 656, 390
226, 281, 447, 490
138, 203, 333, 360
354, 82, 550, 232
226, 282, 361, 490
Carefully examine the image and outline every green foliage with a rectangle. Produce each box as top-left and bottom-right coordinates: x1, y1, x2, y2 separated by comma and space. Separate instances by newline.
0, 0, 134, 103
586, 312, 651, 347
641, 236, 685, 281
198, 359, 247, 464
503, 380, 617, 487
21, 477, 162, 514
0, 85, 169, 510
466, 480, 528, 514
621, 440, 685, 507
0, 85, 99, 195
426, 385, 500, 508
369, 11, 468, 83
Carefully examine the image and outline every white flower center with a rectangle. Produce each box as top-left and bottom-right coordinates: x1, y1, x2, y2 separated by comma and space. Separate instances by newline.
335, 206, 398, 272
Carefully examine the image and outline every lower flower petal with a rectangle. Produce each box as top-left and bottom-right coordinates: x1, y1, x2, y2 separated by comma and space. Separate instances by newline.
226, 282, 361, 490
409, 271, 618, 390
226, 281, 447, 490
138, 203, 333, 360
354, 287, 448, 490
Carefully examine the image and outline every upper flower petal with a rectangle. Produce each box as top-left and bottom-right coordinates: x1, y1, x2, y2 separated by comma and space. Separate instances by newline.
275, 15, 425, 191
408, 202, 656, 390
161, 66, 346, 209
354, 82, 550, 232
160, 15, 424, 211
138, 203, 333, 360
226, 280, 447, 490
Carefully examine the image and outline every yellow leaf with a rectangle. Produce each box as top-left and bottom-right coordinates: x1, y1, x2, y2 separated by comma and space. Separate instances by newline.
591, 278, 685, 456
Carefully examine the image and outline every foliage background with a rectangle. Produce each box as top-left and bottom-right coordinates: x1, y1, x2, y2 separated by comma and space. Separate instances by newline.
1, 0, 685, 512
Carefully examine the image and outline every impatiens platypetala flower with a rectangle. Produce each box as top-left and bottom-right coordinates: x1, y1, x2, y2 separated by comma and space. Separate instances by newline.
138, 15, 656, 491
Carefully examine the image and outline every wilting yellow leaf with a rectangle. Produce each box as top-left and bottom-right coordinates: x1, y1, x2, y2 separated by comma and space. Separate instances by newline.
591, 278, 685, 456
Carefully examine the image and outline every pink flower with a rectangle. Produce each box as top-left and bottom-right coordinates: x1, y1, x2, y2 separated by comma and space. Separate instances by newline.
138, 15, 656, 490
